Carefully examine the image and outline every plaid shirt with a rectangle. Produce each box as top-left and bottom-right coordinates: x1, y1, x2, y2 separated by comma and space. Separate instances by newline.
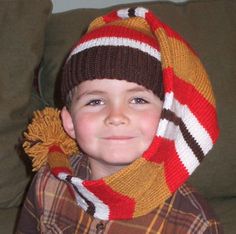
16, 155, 223, 234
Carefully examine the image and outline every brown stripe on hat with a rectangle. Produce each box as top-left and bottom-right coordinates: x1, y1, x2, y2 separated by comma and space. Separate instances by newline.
161, 109, 204, 163
128, 8, 136, 17
161, 108, 181, 126
62, 45, 163, 103
179, 121, 204, 162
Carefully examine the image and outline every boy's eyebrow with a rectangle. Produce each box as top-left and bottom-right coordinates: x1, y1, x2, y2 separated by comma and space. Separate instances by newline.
126, 87, 149, 93
76, 90, 106, 99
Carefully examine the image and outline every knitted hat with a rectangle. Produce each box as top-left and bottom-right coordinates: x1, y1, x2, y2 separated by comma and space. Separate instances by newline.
24, 7, 219, 221
61, 8, 164, 104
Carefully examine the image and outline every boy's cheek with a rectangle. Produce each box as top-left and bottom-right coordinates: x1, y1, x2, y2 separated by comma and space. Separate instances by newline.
73, 115, 97, 139
139, 112, 161, 136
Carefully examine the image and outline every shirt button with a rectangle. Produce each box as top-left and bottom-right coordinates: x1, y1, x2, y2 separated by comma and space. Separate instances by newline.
96, 221, 105, 233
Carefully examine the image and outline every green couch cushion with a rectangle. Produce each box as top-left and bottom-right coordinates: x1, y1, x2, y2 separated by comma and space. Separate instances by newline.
209, 198, 236, 234
0, 0, 52, 208
0, 207, 19, 234
38, 8, 106, 107
39, 0, 236, 199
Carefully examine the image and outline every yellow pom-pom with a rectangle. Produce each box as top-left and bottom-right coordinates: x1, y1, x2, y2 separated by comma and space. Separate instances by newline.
23, 107, 78, 171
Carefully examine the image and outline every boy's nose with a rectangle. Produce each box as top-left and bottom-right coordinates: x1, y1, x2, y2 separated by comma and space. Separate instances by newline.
104, 106, 129, 126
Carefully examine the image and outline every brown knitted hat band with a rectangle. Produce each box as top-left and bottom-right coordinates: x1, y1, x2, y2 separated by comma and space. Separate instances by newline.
62, 45, 163, 102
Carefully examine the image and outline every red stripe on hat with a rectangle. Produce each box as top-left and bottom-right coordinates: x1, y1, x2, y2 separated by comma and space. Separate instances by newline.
48, 145, 64, 153
77, 25, 160, 51
162, 67, 174, 93
83, 179, 135, 219
143, 136, 164, 163
103, 10, 120, 23
161, 139, 189, 192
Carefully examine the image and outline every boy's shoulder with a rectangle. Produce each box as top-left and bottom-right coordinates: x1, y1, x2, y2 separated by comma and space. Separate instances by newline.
113, 183, 223, 234
17, 154, 90, 233
172, 183, 217, 221
155, 183, 222, 233
116, 183, 222, 234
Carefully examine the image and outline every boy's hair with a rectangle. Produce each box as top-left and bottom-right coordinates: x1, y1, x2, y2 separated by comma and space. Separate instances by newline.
61, 9, 164, 107
64, 87, 77, 110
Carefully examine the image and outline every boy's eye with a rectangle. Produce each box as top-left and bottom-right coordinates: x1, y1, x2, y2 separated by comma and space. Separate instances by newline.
86, 99, 105, 106
130, 97, 149, 104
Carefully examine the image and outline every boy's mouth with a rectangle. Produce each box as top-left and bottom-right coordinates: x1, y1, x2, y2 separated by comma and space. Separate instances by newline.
102, 136, 135, 140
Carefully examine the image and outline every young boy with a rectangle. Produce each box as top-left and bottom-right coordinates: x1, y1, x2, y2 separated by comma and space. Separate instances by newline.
17, 7, 223, 233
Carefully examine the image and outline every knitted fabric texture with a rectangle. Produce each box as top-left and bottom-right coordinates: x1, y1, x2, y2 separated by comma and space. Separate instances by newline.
61, 9, 164, 103
23, 108, 78, 173
24, 7, 219, 220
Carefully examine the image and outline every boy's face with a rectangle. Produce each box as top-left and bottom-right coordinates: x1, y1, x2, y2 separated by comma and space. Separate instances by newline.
62, 79, 163, 177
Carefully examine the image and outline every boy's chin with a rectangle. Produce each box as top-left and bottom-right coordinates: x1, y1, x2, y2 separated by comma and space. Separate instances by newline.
100, 153, 141, 167
88, 152, 142, 166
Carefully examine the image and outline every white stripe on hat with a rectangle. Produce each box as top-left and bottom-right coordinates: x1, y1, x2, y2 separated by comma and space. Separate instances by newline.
157, 119, 179, 141
117, 8, 129, 18
117, 7, 148, 19
67, 37, 161, 62
135, 7, 149, 18
175, 132, 200, 174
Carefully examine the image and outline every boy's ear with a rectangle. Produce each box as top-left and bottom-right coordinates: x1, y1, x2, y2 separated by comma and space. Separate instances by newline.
61, 107, 76, 139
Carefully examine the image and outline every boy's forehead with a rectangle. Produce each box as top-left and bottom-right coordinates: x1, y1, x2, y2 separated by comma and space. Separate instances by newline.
75, 78, 151, 94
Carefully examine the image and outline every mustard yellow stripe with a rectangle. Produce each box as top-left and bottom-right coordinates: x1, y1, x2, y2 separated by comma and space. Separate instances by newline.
155, 28, 215, 107
104, 158, 171, 217
108, 17, 155, 38
87, 16, 106, 32
48, 152, 71, 170
133, 160, 171, 217
88, 17, 155, 39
